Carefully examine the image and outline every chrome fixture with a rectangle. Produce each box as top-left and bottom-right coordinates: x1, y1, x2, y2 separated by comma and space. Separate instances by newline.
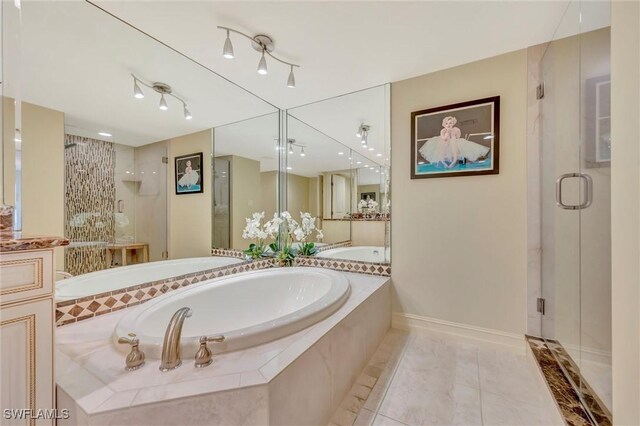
194, 335, 226, 368
287, 139, 307, 157
131, 74, 193, 120
357, 125, 371, 147
217, 26, 300, 88
117, 333, 146, 371
159, 307, 192, 371
555, 173, 593, 210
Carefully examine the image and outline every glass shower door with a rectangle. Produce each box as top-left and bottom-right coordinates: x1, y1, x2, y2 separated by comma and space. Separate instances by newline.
540, 0, 612, 420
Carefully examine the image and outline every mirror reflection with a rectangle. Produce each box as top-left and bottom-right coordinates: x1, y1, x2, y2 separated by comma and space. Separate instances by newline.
287, 85, 391, 264
2, 1, 277, 300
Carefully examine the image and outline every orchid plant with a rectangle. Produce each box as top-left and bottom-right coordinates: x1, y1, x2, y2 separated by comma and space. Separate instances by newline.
241, 212, 281, 259
359, 198, 379, 214
242, 211, 323, 265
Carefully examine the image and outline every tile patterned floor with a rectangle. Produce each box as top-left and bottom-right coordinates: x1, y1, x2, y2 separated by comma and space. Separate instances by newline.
330, 329, 564, 426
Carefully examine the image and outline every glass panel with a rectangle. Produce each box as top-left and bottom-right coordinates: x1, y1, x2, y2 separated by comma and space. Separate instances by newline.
3, 1, 277, 298
285, 115, 353, 249
212, 112, 280, 252
288, 84, 391, 264
579, 3, 612, 413
540, 0, 612, 419
540, 0, 582, 388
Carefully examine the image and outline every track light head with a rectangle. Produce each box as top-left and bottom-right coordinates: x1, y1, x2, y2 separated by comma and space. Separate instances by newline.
133, 78, 144, 99
257, 51, 268, 75
183, 105, 192, 120
300, 147, 306, 157
223, 30, 234, 59
287, 66, 296, 88
159, 94, 168, 111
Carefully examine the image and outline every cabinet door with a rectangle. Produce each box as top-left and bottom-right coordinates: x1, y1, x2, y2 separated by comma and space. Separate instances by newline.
0, 250, 54, 306
1, 298, 54, 426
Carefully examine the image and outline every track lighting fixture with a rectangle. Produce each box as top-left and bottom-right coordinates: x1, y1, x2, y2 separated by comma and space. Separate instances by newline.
217, 26, 301, 88
159, 94, 168, 111
257, 51, 268, 75
223, 29, 234, 59
131, 74, 192, 120
357, 124, 371, 146
287, 139, 307, 158
287, 66, 296, 89
133, 77, 145, 99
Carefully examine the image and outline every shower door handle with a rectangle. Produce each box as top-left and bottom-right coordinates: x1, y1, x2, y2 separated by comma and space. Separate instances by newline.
555, 173, 593, 210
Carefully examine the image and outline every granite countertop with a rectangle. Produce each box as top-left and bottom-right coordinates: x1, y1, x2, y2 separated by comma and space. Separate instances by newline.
0, 232, 70, 252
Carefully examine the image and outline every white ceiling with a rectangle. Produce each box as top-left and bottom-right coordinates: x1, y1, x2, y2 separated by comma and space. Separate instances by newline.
11, 1, 276, 147
90, 0, 609, 110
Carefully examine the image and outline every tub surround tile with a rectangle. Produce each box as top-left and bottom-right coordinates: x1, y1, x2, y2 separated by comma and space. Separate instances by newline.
0, 232, 69, 252
56, 272, 391, 424
297, 256, 391, 277
526, 336, 611, 426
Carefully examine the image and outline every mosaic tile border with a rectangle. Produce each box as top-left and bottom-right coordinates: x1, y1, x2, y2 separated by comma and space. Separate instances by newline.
526, 336, 611, 426
55, 258, 274, 327
296, 256, 391, 277
210, 247, 246, 259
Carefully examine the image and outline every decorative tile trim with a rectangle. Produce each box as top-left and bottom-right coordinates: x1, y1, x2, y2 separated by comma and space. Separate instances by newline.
296, 256, 391, 277
210, 247, 246, 259
526, 336, 611, 426
55, 258, 274, 327
316, 240, 352, 253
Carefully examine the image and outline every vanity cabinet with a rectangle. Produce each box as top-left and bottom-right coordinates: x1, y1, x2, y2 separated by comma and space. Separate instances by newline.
1, 247, 58, 426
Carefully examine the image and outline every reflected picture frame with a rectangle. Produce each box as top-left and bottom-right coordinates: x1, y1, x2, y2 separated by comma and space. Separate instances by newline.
411, 96, 500, 179
175, 152, 204, 195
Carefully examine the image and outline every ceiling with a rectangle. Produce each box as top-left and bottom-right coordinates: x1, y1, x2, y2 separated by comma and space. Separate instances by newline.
90, 0, 609, 110
10, 1, 276, 147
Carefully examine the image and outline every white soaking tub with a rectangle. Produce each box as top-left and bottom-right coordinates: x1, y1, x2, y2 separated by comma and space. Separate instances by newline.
55, 257, 243, 301
114, 267, 350, 358
319, 246, 390, 263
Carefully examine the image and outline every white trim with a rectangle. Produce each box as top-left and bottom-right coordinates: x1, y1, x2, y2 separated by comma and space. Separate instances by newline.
392, 312, 525, 350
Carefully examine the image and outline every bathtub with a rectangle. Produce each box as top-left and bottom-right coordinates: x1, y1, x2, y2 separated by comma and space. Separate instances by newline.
55, 257, 243, 301
319, 246, 390, 263
114, 267, 350, 358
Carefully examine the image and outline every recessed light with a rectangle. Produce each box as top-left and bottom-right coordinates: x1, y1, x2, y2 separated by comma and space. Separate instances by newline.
376, 153, 382, 157
98, 132, 112, 137
368, 147, 374, 151
286, 166, 292, 170
356, 161, 362, 165
338, 152, 344, 155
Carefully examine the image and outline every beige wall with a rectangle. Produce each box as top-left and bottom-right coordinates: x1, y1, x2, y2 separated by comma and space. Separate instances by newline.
167, 129, 212, 259
22, 102, 65, 269
321, 220, 350, 244
352, 221, 386, 247
611, 0, 640, 423
226, 155, 262, 250
391, 49, 528, 334
287, 173, 310, 218
261, 171, 278, 220
308, 177, 321, 218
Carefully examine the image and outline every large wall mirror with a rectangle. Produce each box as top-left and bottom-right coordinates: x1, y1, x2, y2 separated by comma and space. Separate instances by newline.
287, 84, 391, 264
1, 1, 278, 301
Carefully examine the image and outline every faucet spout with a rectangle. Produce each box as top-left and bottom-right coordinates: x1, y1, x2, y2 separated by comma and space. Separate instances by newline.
159, 307, 192, 371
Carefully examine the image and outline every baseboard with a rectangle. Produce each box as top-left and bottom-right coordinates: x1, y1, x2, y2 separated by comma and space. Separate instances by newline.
392, 312, 525, 350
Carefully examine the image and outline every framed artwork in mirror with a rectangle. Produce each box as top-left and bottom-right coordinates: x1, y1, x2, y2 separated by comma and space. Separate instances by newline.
360, 192, 376, 201
175, 152, 204, 194
411, 96, 500, 179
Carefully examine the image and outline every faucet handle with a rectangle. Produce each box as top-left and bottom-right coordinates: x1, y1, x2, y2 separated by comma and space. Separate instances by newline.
118, 332, 139, 346
118, 333, 145, 371
194, 335, 225, 368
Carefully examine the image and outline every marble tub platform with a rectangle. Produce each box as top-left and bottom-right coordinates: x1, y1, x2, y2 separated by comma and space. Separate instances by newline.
56, 272, 391, 425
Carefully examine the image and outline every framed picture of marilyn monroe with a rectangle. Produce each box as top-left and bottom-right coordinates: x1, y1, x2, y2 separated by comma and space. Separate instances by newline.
411, 96, 500, 179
